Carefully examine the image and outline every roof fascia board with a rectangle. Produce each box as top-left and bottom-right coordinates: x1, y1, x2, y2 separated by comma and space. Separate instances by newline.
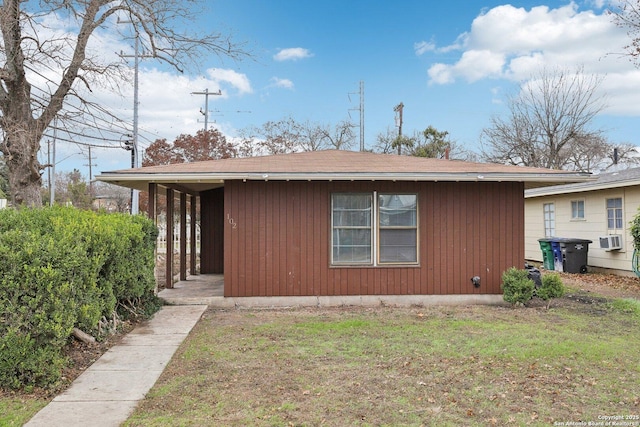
96, 171, 592, 184
525, 178, 640, 198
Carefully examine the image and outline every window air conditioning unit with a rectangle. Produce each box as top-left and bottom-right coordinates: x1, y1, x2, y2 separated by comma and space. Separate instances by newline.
599, 234, 623, 251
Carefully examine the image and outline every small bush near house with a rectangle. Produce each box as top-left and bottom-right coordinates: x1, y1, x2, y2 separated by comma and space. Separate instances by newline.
501, 267, 535, 306
0, 207, 159, 390
537, 273, 565, 308
630, 208, 640, 250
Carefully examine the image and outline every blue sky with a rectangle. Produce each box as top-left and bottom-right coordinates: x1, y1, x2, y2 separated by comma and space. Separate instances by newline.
43, 0, 640, 176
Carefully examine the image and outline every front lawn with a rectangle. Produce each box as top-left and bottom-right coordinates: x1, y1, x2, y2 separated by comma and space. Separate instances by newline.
124, 295, 640, 426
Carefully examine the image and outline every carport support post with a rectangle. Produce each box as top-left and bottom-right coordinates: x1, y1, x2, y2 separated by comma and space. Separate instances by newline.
190, 195, 197, 276
166, 188, 174, 289
148, 183, 157, 290
180, 192, 187, 281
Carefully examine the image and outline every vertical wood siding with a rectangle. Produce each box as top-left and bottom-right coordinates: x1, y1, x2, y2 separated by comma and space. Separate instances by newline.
216, 180, 524, 297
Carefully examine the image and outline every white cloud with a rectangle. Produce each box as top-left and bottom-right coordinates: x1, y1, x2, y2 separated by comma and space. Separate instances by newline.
426, 3, 630, 84
427, 63, 454, 84
205, 68, 253, 95
273, 47, 313, 61
269, 77, 294, 89
423, 2, 640, 116
414, 40, 436, 56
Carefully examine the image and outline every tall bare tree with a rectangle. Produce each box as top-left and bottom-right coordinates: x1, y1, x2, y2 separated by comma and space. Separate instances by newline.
316, 120, 356, 150
0, 0, 247, 207
481, 67, 607, 170
610, 0, 640, 66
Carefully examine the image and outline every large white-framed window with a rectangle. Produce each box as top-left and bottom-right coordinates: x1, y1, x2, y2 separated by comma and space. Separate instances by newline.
606, 197, 623, 232
543, 203, 555, 237
331, 192, 418, 266
571, 199, 585, 220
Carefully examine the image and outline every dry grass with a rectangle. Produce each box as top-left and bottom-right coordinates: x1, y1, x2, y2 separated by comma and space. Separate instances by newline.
124, 298, 640, 427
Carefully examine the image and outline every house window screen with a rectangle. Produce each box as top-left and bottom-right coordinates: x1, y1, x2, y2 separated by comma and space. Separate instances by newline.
332, 194, 372, 264
378, 194, 418, 263
606, 198, 623, 230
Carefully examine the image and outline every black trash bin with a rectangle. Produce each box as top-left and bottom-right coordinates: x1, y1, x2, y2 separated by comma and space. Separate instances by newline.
558, 238, 592, 274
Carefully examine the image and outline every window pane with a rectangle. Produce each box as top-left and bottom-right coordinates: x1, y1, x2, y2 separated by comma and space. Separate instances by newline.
543, 203, 555, 237
606, 198, 623, 230
571, 200, 584, 219
379, 229, 417, 263
332, 194, 372, 264
332, 194, 371, 227
332, 229, 372, 263
607, 198, 622, 209
379, 194, 417, 226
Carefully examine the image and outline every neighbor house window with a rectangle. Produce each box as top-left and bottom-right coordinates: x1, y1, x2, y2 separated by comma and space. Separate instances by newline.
331, 193, 418, 265
543, 203, 555, 237
606, 198, 623, 231
571, 200, 585, 220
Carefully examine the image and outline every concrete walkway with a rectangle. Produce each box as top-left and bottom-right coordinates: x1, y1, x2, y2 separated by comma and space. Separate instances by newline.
25, 305, 207, 427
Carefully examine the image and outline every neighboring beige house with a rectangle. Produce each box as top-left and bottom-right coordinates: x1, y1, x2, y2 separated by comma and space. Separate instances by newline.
525, 168, 640, 275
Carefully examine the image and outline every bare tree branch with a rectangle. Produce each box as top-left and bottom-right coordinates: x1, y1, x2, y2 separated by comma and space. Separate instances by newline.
0, 0, 249, 206
481, 66, 607, 171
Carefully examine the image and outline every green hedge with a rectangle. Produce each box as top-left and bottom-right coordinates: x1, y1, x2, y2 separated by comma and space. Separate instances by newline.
0, 207, 159, 389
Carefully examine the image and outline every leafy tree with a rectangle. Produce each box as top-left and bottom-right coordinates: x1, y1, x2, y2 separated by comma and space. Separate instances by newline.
142, 138, 180, 166
390, 135, 416, 155
54, 169, 93, 209
143, 129, 237, 166
481, 67, 608, 171
0, 0, 247, 207
410, 126, 450, 158
374, 125, 477, 161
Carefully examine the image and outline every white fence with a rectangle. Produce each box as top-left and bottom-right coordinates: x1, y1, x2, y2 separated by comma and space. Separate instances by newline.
156, 221, 201, 254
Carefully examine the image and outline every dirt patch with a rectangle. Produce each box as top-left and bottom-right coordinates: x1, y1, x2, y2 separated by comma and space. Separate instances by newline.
554, 271, 640, 299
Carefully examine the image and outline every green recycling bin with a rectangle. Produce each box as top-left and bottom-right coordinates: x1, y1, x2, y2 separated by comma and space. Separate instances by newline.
537, 239, 554, 270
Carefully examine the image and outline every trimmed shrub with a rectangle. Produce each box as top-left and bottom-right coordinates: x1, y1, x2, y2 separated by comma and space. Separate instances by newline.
537, 273, 565, 308
0, 207, 159, 389
501, 267, 535, 306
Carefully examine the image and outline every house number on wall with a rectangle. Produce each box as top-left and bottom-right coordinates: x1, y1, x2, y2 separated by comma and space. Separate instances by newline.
227, 213, 237, 229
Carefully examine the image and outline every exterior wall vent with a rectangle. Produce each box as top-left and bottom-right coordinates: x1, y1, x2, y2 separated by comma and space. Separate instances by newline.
599, 234, 623, 251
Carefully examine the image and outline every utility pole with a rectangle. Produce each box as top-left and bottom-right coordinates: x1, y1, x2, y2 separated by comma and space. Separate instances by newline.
84, 145, 97, 197
394, 102, 404, 155
119, 21, 153, 215
349, 81, 365, 151
191, 88, 222, 131
122, 137, 134, 212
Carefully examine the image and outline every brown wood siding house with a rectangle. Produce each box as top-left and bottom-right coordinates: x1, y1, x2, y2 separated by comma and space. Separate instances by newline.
97, 150, 591, 299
